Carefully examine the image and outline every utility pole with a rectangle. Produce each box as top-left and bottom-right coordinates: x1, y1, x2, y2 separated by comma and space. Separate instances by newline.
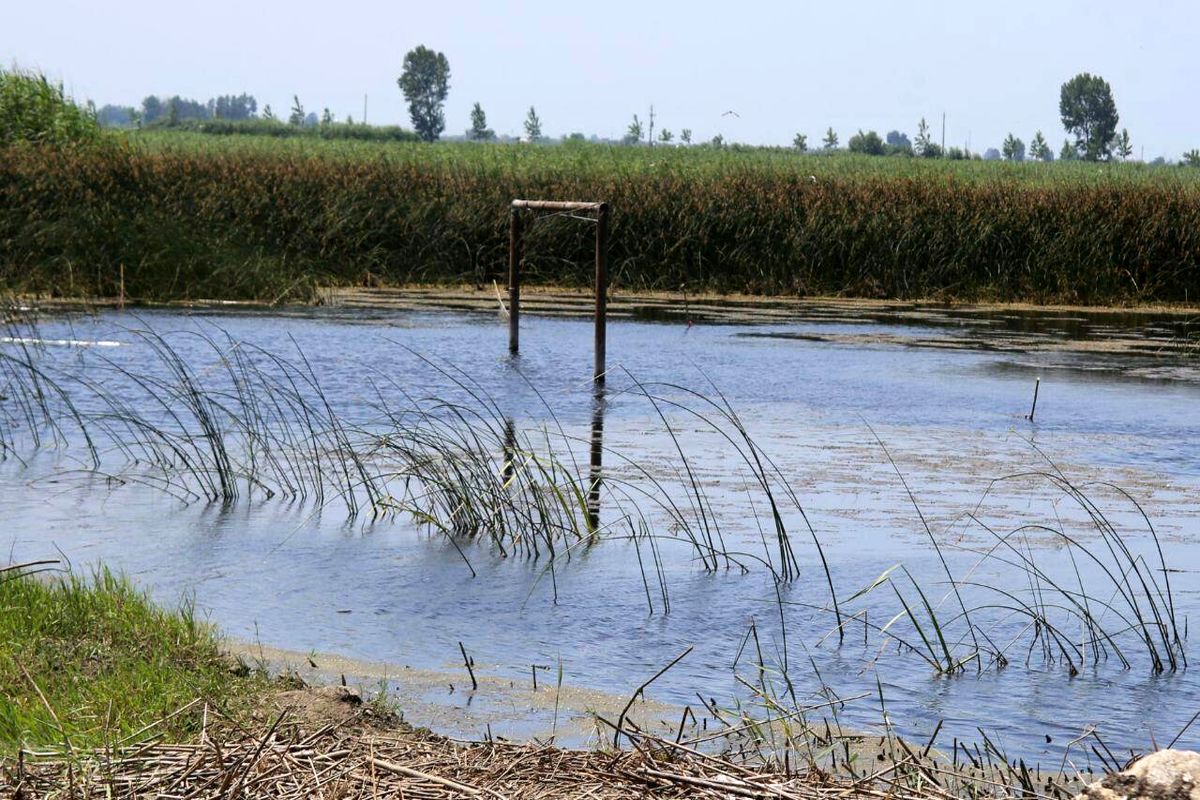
941, 112, 946, 153
648, 104, 655, 146
363, 94, 368, 125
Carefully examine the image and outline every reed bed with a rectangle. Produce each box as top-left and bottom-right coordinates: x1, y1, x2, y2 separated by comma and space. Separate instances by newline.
2, 135, 1199, 304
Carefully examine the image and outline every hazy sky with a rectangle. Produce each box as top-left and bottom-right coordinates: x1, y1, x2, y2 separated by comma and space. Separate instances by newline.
5, 0, 1196, 158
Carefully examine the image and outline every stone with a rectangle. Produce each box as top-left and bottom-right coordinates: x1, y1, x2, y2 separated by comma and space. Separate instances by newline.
1082, 750, 1200, 800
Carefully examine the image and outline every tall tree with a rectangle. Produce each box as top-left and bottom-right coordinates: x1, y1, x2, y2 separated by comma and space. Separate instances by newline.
822, 127, 838, 150
1059, 139, 1078, 161
523, 106, 542, 141
1183, 149, 1200, 167
141, 95, 163, 124
288, 95, 305, 126
1059, 73, 1119, 161
680, 128, 692, 145
914, 117, 933, 156
1002, 134, 1025, 161
1029, 131, 1052, 161
624, 114, 643, 145
1116, 129, 1133, 160
398, 45, 451, 142
659, 129, 674, 143
468, 102, 495, 140
793, 132, 807, 152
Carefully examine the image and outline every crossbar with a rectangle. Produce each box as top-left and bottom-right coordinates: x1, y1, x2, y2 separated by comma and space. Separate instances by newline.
511, 199, 603, 212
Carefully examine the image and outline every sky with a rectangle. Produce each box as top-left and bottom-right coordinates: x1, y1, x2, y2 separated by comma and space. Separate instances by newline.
4, 0, 1197, 158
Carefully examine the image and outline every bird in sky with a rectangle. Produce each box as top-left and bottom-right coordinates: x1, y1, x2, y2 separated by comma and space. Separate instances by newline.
721, 110, 740, 118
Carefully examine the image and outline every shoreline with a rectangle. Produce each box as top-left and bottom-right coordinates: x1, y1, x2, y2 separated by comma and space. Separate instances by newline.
9, 283, 1200, 317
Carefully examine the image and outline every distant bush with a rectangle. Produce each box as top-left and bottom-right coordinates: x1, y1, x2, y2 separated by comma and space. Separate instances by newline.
848, 129, 886, 156
0, 67, 101, 146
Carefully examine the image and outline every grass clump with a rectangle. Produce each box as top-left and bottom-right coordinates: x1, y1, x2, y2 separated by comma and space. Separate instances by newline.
0, 564, 260, 752
0, 67, 101, 148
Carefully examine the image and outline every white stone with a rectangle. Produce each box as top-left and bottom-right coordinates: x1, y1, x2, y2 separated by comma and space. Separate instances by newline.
1082, 750, 1200, 800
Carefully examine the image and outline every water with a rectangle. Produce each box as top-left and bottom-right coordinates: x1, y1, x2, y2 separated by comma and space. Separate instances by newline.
2, 302, 1197, 764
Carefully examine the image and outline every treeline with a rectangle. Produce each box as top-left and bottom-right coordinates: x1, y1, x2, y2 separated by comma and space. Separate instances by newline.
98, 93, 260, 127
173, 118, 419, 142
96, 93, 422, 142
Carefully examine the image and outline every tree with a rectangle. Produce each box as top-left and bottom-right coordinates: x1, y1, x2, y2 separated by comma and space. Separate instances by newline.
624, 114, 643, 145
914, 118, 934, 156
321, 107, 334, 125
822, 127, 838, 150
659, 129, 674, 143
523, 106, 542, 141
710, 133, 724, 148
1029, 131, 1052, 161
1059, 139, 1078, 160
1059, 72, 1119, 161
288, 95, 305, 126
96, 105, 136, 127
262, 104, 275, 121
141, 95, 163, 125
212, 94, 256, 120
1002, 134, 1025, 161
1183, 150, 1200, 167
848, 129, 885, 155
398, 45, 451, 142
468, 102, 494, 141
1116, 129, 1133, 160
680, 128, 692, 145
983, 147, 1002, 161
885, 130, 912, 155
793, 132, 807, 152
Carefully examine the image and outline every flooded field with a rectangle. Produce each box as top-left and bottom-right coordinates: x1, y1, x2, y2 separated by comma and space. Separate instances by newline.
2, 297, 1197, 766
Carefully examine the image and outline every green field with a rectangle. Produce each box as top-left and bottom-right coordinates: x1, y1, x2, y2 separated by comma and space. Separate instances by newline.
2, 129, 1198, 304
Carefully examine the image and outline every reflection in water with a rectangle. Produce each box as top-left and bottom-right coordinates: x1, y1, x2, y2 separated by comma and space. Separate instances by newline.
501, 395, 605, 531
502, 419, 516, 483
588, 391, 605, 531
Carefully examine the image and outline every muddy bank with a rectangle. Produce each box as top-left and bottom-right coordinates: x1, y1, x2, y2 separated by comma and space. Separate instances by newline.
226, 641, 682, 747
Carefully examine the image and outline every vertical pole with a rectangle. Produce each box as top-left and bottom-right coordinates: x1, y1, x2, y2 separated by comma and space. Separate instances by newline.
508, 207, 522, 354
593, 203, 609, 384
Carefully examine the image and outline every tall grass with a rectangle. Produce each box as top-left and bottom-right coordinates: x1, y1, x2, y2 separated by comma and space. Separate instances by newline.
0, 67, 101, 148
2, 134, 1199, 303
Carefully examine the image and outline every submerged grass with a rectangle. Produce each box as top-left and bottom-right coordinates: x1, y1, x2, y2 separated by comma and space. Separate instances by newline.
0, 309, 1189, 712
0, 562, 262, 752
3, 133, 1200, 304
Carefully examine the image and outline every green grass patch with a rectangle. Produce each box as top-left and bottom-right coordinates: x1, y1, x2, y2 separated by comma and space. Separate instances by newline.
0, 565, 261, 752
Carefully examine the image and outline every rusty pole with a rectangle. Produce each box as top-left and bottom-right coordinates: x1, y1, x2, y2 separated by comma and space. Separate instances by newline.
594, 203, 610, 384
508, 207, 522, 354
